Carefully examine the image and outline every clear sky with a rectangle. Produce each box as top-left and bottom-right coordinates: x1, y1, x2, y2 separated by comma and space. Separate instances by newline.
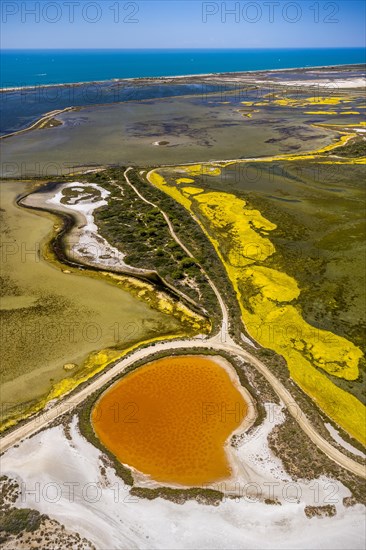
1, 0, 365, 49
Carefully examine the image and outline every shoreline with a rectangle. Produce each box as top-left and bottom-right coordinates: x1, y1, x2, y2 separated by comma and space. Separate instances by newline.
1, 62, 364, 92
1, 63, 364, 141
18, 183, 207, 319
0, 107, 76, 140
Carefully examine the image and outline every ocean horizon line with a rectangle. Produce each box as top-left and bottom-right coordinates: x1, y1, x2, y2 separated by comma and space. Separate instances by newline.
2, 47, 364, 89
2, 46, 366, 51
1, 61, 365, 92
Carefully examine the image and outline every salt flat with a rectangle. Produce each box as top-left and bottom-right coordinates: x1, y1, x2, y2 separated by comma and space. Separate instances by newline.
2, 414, 364, 550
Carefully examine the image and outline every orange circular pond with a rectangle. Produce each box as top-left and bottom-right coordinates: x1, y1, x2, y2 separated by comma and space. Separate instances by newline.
92, 355, 249, 486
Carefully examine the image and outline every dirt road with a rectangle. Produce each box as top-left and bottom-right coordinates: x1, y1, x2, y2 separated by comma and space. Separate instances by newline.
2, 169, 365, 482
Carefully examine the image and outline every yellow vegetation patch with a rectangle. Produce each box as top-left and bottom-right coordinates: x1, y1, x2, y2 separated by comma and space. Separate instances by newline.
241, 95, 355, 112
245, 265, 300, 302
316, 132, 357, 154
193, 128, 357, 168
176, 178, 195, 184
317, 121, 366, 129
193, 191, 276, 267
242, 298, 364, 441
304, 96, 345, 105
244, 296, 362, 383
147, 169, 366, 445
266, 131, 357, 163
108, 273, 211, 334
304, 111, 338, 115
319, 157, 366, 165
273, 96, 346, 107
149, 171, 192, 210
175, 164, 221, 177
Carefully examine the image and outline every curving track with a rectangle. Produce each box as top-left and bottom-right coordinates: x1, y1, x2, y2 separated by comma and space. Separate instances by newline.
1, 168, 365, 481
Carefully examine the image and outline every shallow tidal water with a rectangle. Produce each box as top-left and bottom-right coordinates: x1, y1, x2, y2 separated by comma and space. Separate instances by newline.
0, 93, 340, 177
0, 181, 181, 422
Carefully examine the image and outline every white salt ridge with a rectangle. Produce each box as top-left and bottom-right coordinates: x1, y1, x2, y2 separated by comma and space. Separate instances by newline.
240, 332, 257, 348
47, 182, 147, 273
236, 403, 290, 482
325, 423, 366, 459
260, 77, 366, 89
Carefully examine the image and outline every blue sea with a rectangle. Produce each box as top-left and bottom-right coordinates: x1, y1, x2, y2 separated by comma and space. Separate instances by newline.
1, 48, 365, 88
0, 48, 365, 136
